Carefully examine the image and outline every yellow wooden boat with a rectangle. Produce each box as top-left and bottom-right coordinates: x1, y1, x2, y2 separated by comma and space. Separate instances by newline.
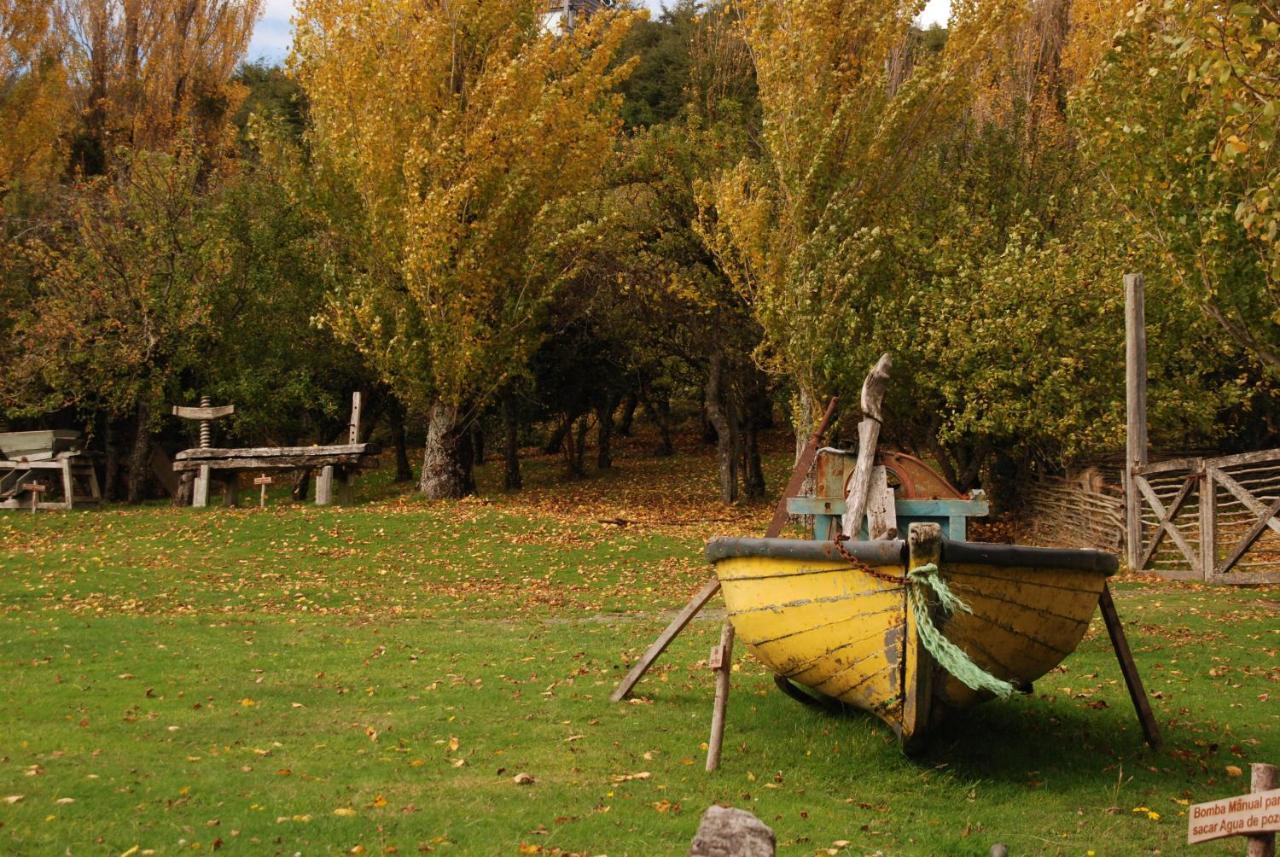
706, 523, 1118, 748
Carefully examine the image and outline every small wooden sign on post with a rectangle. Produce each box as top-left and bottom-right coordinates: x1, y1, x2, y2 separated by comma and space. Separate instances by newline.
254, 475, 274, 508
21, 482, 45, 513
1188, 763, 1278, 855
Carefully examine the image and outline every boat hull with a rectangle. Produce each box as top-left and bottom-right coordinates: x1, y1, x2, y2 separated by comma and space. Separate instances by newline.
706, 535, 1117, 745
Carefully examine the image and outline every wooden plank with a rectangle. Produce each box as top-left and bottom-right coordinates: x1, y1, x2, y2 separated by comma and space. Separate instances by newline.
1098, 584, 1162, 749
866, 466, 897, 539
842, 354, 892, 538
1135, 475, 1199, 571
1199, 468, 1216, 581
1205, 448, 1280, 470
1210, 467, 1280, 539
175, 444, 376, 461
1125, 273, 1149, 571
1134, 457, 1202, 477
1215, 494, 1280, 577
704, 621, 735, 772
193, 465, 210, 508
171, 405, 235, 421
173, 454, 374, 472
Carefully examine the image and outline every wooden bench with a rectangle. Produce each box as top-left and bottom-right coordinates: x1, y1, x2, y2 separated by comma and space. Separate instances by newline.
172, 444, 381, 507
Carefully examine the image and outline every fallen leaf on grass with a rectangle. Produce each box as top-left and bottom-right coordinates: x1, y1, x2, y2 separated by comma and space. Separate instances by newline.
55, 797, 74, 805
1226, 765, 1243, 777
609, 772, 650, 783
3, 796, 23, 805
513, 773, 535, 785
334, 808, 357, 817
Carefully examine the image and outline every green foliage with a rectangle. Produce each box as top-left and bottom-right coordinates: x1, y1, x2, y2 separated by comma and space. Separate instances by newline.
1, 146, 227, 422
1075, 0, 1280, 376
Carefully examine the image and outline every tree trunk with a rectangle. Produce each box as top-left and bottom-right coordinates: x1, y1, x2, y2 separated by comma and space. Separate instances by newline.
472, 423, 486, 466
292, 469, 312, 501
743, 373, 770, 500
543, 417, 571, 455
641, 386, 675, 457
705, 354, 739, 504
502, 395, 522, 491
388, 402, 413, 482
125, 398, 151, 505
574, 416, 590, 475
596, 397, 617, 470
565, 416, 588, 483
420, 401, 475, 499
617, 391, 639, 437
103, 415, 120, 501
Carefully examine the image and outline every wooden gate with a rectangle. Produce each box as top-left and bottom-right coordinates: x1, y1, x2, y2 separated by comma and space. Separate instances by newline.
1130, 450, 1280, 584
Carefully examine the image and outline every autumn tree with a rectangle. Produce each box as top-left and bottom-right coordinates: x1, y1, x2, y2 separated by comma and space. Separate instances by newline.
59, 0, 260, 173
295, 0, 638, 498
0, 146, 229, 501
702, 0, 1019, 456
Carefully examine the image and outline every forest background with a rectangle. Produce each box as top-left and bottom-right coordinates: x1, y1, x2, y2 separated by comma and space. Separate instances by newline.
1, 0, 1277, 508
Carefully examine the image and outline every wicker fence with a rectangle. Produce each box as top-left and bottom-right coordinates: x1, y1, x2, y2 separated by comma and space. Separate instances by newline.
1019, 450, 1280, 583
1021, 473, 1126, 552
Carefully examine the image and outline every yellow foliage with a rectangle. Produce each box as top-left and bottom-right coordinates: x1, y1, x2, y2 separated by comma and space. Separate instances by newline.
296, 0, 639, 409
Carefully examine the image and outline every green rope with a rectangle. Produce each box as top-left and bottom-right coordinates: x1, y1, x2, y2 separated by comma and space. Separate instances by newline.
907, 563, 1015, 700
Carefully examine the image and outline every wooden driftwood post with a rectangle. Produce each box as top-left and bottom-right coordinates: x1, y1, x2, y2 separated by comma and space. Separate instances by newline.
842, 354, 892, 538
1124, 273, 1148, 571
1250, 763, 1277, 857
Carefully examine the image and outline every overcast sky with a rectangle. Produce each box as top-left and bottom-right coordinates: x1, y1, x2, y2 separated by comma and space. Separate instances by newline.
245, 0, 952, 65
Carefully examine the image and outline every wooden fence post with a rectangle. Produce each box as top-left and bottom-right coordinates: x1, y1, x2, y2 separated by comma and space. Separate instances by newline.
1125, 273, 1149, 570
1249, 763, 1277, 857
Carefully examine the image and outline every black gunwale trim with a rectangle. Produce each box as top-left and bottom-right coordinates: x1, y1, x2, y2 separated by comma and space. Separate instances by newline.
704, 536, 1118, 575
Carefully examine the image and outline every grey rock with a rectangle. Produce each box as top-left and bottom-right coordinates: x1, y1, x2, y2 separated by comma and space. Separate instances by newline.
688, 806, 775, 857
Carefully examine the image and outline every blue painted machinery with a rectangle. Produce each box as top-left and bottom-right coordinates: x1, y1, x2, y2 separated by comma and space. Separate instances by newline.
785, 449, 987, 541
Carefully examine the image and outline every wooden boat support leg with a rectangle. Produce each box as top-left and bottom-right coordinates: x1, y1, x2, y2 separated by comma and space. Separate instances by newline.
610, 578, 721, 703
705, 621, 735, 772
610, 396, 841, 703
1098, 584, 1162, 750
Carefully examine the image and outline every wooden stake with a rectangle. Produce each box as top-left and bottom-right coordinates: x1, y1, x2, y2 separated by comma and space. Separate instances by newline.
705, 621, 735, 772
254, 475, 274, 508
1124, 273, 1148, 571
610, 397, 840, 703
1249, 763, 1277, 857
842, 354, 892, 538
22, 482, 45, 513
1097, 584, 1162, 749
349, 392, 363, 445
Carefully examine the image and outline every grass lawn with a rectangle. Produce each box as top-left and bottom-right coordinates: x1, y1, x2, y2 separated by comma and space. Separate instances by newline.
0, 438, 1276, 855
